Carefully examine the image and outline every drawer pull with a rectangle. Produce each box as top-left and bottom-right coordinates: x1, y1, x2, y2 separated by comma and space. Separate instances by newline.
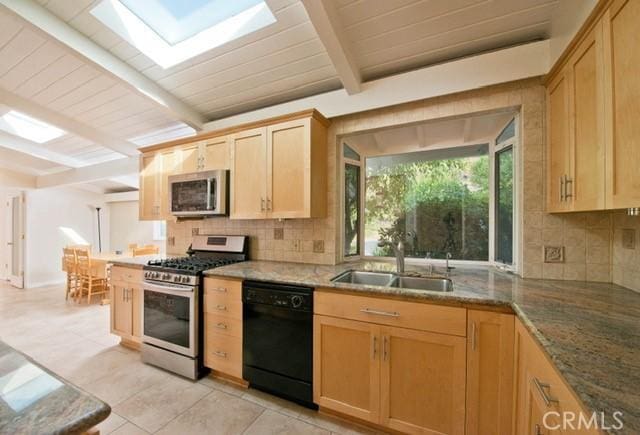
214, 350, 227, 358
212, 287, 227, 293
216, 304, 227, 311
360, 308, 400, 317
533, 377, 559, 407
371, 335, 377, 360
215, 323, 227, 330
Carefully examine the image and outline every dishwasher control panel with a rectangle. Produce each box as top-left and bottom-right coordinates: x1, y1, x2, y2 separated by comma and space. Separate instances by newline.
243, 282, 313, 311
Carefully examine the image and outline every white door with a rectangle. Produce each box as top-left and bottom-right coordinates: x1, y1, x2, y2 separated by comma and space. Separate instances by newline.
6, 194, 24, 288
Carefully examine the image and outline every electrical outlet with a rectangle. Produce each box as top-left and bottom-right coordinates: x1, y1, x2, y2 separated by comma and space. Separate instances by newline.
313, 240, 325, 253
192, 228, 200, 236
292, 240, 301, 252
622, 229, 636, 249
544, 246, 564, 263
274, 228, 284, 240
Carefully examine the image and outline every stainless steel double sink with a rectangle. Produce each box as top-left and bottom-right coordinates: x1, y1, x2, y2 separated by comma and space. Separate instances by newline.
331, 270, 453, 292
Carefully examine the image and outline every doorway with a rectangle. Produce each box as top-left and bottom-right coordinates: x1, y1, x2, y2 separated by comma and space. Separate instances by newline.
4, 193, 24, 288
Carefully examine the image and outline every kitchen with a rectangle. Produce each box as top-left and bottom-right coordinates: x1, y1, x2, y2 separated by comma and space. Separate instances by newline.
0, 0, 639, 434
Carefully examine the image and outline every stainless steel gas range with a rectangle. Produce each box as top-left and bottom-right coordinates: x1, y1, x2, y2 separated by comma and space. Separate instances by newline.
141, 235, 248, 379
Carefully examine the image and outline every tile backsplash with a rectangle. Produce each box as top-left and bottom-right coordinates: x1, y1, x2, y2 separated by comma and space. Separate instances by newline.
612, 211, 640, 292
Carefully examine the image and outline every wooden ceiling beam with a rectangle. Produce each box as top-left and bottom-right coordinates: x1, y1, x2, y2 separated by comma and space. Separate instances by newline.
301, 0, 361, 95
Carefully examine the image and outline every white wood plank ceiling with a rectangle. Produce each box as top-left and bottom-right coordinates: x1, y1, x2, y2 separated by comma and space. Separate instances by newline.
0, 0, 558, 192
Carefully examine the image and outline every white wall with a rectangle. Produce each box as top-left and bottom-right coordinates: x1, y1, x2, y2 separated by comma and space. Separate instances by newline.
0, 189, 23, 281
549, 0, 599, 66
108, 200, 165, 255
24, 187, 109, 288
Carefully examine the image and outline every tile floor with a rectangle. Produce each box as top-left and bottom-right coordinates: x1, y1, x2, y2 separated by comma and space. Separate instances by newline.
0, 282, 383, 434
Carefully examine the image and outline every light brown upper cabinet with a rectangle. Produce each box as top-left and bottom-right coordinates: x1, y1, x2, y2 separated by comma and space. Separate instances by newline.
140, 149, 179, 220
546, 22, 606, 213
546, 0, 640, 212
603, 0, 640, 209
180, 136, 230, 173
466, 310, 514, 435
230, 116, 327, 219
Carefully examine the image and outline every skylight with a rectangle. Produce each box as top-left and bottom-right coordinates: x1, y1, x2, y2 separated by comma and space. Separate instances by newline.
91, 0, 276, 69
0, 111, 66, 143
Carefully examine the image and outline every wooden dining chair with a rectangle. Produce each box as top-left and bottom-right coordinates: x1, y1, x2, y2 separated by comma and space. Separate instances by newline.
132, 245, 160, 257
75, 248, 109, 304
63, 247, 79, 300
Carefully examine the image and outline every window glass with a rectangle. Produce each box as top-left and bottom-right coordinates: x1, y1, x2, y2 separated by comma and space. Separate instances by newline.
495, 147, 514, 264
365, 147, 489, 261
496, 118, 516, 144
344, 164, 360, 256
343, 143, 361, 161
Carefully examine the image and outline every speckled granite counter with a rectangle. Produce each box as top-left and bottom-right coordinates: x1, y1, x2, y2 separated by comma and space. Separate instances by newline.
0, 340, 110, 434
109, 255, 170, 269
205, 260, 640, 433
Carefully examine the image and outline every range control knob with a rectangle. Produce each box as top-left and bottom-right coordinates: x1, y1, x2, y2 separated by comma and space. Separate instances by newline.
291, 295, 303, 308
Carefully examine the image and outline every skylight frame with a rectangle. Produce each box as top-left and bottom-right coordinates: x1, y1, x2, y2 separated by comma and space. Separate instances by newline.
91, 0, 277, 69
0, 111, 66, 144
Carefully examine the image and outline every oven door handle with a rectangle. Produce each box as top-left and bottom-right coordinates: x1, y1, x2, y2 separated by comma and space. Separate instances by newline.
143, 280, 195, 295
206, 178, 212, 210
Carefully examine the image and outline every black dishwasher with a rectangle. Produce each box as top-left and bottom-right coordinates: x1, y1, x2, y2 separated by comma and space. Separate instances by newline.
242, 280, 316, 408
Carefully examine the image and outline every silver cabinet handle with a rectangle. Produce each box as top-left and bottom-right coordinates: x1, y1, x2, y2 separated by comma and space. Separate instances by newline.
559, 176, 565, 202
360, 308, 399, 317
266, 197, 272, 211
261, 198, 265, 211
216, 304, 227, 311
471, 321, 477, 351
215, 322, 227, 330
371, 335, 377, 360
564, 175, 573, 201
533, 377, 559, 407
383, 336, 389, 361
214, 350, 227, 358
212, 287, 227, 293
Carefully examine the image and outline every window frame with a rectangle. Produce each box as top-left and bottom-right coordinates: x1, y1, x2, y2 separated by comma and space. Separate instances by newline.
340, 113, 520, 271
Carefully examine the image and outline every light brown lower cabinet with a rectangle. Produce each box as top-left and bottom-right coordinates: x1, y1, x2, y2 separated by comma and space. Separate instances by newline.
466, 310, 515, 435
514, 319, 599, 435
110, 280, 142, 344
313, 314, 467, 434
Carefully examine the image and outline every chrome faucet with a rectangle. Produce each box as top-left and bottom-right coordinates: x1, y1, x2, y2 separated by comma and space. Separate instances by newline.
378, 239, 406, 273
445, 252, 453, 276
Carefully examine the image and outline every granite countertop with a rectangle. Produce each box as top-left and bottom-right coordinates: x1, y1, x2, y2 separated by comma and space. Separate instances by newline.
205, 260, 640, 434
109, 255, 170, 269
0, 340, 110, 434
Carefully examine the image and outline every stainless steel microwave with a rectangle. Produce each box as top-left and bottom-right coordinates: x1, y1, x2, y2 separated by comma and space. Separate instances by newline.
168, 170, 228, 217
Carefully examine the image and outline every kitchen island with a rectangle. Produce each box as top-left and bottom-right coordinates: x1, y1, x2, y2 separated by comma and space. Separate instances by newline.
0, 340, 110, 434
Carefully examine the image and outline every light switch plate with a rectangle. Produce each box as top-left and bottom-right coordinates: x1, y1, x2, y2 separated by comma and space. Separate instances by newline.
544, 246, 564, 263
313, 240, 325, 253
274, 228, 284, 240
622, 229, 636, 249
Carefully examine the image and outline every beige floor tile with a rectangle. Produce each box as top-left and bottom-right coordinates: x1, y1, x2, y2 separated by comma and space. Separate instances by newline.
241, 388, 308, 418
298, 409, 379, 435
83, 360, 169, 406
109, 422, 150, 435
58, 348, 140, 387
244, 409, 330, 435
114, 376, 212, 433
94, 412, 127, 435
197, 375, 246, 397
155, 389, 264, 435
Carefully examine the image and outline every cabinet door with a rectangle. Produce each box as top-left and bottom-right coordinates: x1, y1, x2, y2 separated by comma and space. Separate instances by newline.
267, 119, 309, 218
131, 285, 142, 340
181, 142, 201, 173
111, 283, 132, 337
159, 149, 179, 219
466, 310, 515, 435
230, 127, 268, 219
201, 136, 229, 170
546, 73, 571, 213
139, 154, 159, 220
380, 326, 466, 435
568, 23, 606, 211
313, 315, 380, 424
603, 0, 640, 208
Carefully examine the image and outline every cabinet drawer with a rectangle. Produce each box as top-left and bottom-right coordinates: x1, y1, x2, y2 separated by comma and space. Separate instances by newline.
315, 290, 466, 336
204, 331, 242, 378
111, 266, 143, 283
204, 277, 242, 318
205, 313, 242, 338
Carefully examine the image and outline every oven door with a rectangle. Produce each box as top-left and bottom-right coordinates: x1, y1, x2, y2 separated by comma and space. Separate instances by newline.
142, 280, 197, 357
